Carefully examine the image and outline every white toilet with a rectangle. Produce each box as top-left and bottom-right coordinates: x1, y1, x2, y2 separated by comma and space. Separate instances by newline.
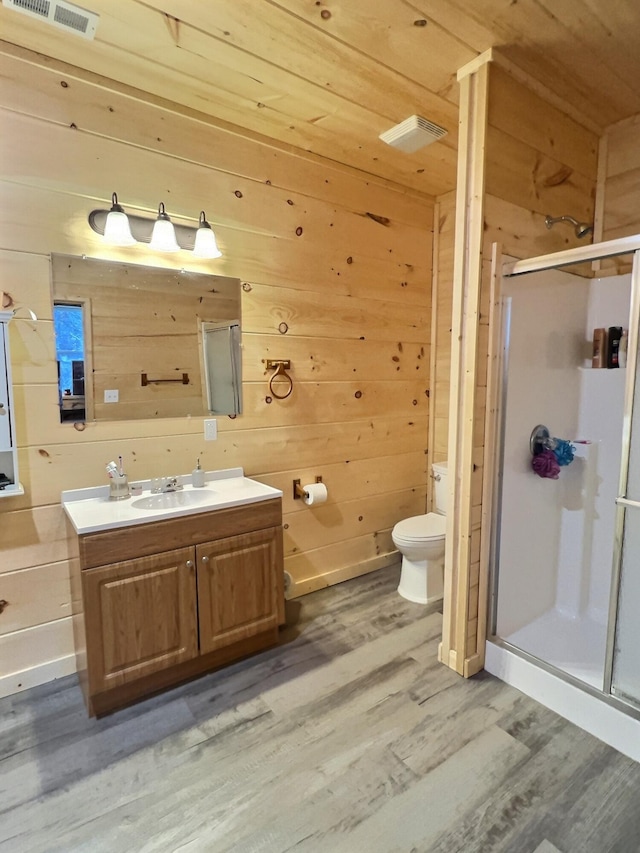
392, 462, 448, 604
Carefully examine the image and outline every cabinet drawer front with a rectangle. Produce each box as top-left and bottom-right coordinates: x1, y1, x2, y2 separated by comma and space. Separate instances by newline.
197, 527, 279, 654
83, 547, 198, 693
80, 499, 282, 568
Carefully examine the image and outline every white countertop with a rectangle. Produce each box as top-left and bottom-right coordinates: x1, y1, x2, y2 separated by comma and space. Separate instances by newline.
62, 467, 282, 534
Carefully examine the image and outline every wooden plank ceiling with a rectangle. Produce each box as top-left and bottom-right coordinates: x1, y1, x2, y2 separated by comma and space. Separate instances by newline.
1, 0, 639, 196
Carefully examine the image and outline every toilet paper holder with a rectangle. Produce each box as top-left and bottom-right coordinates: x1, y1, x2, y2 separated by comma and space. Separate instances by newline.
293, 476, 323, 500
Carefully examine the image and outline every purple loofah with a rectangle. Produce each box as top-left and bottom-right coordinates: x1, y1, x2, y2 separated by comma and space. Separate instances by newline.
532, 448, 561, 479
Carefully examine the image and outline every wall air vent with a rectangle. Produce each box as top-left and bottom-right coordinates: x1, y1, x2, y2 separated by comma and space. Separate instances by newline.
379, 115, 447, 154
2, 0, 99, 39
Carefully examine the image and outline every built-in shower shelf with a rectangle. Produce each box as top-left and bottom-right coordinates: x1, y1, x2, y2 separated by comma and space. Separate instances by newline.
578, 366, 626, 371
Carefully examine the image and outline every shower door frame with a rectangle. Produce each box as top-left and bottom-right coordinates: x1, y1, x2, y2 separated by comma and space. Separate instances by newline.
488, 234, 640, 709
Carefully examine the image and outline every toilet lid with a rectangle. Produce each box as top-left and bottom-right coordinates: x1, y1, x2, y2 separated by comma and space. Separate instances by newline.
394, 513, 446, 541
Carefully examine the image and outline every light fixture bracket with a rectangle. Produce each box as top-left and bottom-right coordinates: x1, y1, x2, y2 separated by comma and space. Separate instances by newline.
89, 209, 199, 250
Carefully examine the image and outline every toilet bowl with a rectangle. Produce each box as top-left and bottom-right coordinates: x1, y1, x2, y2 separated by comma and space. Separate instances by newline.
392, 462, 448, 604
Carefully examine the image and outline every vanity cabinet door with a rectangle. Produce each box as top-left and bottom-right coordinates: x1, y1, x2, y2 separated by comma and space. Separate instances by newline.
82, 547, 198, 694
196, 527, 280, 654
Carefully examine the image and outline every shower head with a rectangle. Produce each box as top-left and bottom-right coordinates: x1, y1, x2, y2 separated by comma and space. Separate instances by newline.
575, 221, 594, 239
545, 214, 593, 240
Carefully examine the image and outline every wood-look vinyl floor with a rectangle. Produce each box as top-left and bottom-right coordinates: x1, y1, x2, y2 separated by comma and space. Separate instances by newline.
2, 564, 640, 853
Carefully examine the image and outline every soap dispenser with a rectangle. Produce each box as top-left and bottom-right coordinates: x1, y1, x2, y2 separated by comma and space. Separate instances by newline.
192, 458, 205, 488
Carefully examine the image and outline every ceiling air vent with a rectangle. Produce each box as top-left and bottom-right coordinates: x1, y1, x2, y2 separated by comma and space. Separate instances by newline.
2, 0, 99, 39
379, 115, 447, 153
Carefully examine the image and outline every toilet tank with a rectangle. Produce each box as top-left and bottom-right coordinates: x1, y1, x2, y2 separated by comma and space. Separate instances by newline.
432, 461, 449, 515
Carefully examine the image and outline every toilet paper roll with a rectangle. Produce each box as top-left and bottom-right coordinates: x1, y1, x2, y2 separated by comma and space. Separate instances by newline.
302, 482, 328, 506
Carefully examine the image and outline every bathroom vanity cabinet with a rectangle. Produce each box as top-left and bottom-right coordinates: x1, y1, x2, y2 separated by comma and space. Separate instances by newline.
69, 497, 284, 716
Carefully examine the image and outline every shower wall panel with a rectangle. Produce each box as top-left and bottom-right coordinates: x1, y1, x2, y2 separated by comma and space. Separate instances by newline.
580, 276, 630, 622
496, 268, 589, 637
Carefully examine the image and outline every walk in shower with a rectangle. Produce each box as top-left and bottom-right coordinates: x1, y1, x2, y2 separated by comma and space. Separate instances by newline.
486, 236, 640, 761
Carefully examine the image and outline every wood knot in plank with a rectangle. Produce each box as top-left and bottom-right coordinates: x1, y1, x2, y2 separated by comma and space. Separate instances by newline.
365, 212, 391, 227
543, 165, 573, 188
163, 13, 181, 45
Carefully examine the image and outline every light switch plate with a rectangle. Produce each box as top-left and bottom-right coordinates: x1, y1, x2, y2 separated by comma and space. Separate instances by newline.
204, 419, 217, 441
104, 390, 119, 403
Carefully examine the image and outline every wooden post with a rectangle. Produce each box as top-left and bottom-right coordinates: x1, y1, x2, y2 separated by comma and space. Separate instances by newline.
439, 52, 491, 675
467, 242, 503, 676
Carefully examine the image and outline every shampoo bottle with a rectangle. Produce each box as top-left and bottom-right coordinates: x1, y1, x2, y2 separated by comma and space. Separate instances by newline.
619, 329, 628, 368
592, 328, 606, 368
607, 326, 623, 368
192, 458, 205, 488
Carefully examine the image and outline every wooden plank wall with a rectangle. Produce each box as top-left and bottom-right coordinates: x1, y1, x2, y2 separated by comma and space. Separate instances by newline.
0, 48, 434, 695
598, 113, 640, 274
433, 61, 598, 670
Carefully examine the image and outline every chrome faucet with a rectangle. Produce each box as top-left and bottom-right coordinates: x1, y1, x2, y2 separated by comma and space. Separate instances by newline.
151, 477, 183, 493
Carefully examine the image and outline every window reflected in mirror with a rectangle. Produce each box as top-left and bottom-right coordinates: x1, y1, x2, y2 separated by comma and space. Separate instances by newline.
53, 302, 86, 422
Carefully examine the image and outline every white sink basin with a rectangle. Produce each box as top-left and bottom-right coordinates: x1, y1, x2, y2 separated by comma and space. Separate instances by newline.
62, 468, 284, 534
131, 490, 215, 510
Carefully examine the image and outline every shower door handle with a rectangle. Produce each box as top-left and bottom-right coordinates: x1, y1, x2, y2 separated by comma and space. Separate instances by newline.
615, 497, 640, 509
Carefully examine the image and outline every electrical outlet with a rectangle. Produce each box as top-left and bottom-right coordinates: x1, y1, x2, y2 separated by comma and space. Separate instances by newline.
104, 390, 119, 403
204, 419, 217, 441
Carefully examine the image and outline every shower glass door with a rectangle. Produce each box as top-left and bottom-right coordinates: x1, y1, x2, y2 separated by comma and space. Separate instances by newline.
493, 262, 631, 690
609, 252, 640, 705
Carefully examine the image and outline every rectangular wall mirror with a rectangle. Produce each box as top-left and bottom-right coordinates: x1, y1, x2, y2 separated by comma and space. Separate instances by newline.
51, 254, 242, 422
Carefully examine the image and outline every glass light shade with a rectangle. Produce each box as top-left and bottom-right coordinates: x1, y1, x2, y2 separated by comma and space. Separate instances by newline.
193, 215, 222, 259
149, 204, 181, 252
103, 194, 136, 246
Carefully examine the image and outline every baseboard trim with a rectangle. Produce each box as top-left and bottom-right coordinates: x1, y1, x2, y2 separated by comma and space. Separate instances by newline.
0, 654, 77, 699
287, 552, 400, 599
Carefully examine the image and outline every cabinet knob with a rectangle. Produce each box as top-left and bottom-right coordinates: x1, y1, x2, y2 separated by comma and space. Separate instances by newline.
186, 560, 194, 570
201, 555, 209, 563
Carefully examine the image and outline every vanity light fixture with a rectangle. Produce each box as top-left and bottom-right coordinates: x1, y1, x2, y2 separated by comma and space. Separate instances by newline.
193, 211, 222, 259
102, 192, 136, 247
149, 202, 181, 253
88, 193, 223, 259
